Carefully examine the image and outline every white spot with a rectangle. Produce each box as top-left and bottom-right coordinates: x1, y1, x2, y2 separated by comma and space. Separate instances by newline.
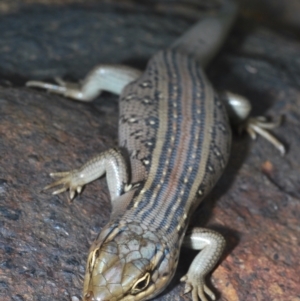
142, 81, 151, 87
129, 118, 136, 123
124, 184, 132, 192
245, 64, 257, 74
198, 190, 203, 195
219, 124, 226, 131
149, 120, 155, 125
126, 94, 133, 100
143, 160, 150, 165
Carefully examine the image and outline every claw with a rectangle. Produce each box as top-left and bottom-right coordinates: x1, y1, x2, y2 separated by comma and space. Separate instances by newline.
41, 167, 81, 199
54, 76, 66, 86
256, 116, 267, 122
242, 116, 285, 155
69, 189, 76, 200
180, 275, 188, 282
26, 80, 67, 94
254, 116, 281, 129
246, 126, 257, 140
183, 283, 192, 294
203, 285, 215, 300
192, 288, 204, 301
50, 171, 71, 178
27, 76, 88, 101
77, 186, 83, 194
43, 177, 69, 191
52, 186, 68, 195
181, 274, 215, 301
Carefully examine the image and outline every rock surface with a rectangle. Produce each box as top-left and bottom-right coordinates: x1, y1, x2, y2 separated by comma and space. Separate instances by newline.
0, 1, 300, 301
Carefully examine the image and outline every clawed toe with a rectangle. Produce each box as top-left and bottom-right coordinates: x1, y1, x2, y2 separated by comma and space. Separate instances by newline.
181, 275, 215, 301
241, 116, 285, 155
50, 171, 71, 178
42, 170, 82, 200
26, 78, 82, 100
26, 80, 67, 94
203, 285, 215, 300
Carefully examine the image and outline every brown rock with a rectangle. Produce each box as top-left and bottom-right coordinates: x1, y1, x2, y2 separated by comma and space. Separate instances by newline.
0, 2, 300, 301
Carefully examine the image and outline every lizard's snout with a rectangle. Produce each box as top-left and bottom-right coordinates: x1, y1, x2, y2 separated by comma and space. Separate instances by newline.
84, 291, 95, 301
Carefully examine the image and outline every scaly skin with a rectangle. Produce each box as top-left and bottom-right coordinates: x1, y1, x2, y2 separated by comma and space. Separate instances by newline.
83, 221, 179, 301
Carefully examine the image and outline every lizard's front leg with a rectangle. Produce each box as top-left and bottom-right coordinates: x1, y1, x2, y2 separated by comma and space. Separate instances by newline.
43, 148, 129, 201
27, 65, 142, 198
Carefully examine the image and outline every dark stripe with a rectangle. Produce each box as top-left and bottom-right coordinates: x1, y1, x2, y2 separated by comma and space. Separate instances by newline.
142, 50, 184, 219
134, 50, 184, 219
158, 55, 207, 233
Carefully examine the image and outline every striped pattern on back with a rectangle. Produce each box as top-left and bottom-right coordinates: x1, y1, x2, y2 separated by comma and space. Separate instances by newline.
119, 50, 231, 243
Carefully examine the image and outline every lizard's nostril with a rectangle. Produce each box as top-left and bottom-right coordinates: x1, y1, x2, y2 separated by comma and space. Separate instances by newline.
84, 291, 95, 301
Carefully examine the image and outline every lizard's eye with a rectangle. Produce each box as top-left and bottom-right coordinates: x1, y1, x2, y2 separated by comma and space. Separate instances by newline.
131, 272, 151, 294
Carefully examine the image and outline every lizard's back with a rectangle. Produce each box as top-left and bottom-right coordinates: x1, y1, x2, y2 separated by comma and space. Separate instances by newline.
118, 50, 231, 235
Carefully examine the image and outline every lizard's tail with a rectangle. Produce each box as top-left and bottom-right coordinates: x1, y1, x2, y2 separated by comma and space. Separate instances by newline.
170, 0, 238, 68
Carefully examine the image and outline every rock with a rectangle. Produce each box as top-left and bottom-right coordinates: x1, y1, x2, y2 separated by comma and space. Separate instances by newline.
0, 2, 299, 301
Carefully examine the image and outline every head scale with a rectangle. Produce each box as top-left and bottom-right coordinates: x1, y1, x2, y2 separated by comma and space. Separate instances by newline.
83, 222, 178, 301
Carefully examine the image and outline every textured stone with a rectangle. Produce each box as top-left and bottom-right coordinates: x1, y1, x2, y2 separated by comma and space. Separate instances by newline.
0, 2, 300, 301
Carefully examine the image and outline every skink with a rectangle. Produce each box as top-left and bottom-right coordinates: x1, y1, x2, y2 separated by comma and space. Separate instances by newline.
27, 1, 285, 300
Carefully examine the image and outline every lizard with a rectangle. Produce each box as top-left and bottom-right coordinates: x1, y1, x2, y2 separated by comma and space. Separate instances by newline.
26, 1, 285, 300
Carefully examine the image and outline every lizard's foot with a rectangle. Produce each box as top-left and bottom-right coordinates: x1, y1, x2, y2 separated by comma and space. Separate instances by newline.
181, 275, 215, 301
26, 77, 83, 100
42, 149, 128, 201
241, 116, 285, 156
43, 169, 84, 200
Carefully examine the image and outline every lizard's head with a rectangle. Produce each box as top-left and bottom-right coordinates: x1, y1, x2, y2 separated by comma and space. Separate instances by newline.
83, 222, 178, 301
